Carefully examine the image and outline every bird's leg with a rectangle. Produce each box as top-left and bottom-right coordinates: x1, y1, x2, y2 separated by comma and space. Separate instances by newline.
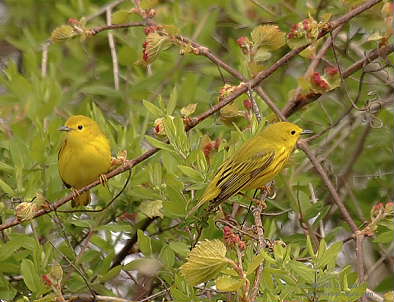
111, 150, 128, 169
99, 174, 109, 190
71, 188, 80, 200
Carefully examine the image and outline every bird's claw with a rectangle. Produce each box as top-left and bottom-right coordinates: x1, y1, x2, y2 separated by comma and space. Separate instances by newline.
71, 188, 80, 200
99, 174, 108, 188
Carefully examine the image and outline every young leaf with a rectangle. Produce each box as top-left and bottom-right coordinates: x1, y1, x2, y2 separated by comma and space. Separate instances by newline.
145, 135, 173, 152
180, 240, 230, 286
216, 276, 243, 292
138, 200, 164, 218
143, 100, 165, 117
21, 259, 43, 294
137, 230, 153, 256
246, 252, 265, 275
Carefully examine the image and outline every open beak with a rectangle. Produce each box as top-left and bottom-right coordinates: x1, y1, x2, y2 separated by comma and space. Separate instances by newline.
301, 129, 313, 135
58, 126, 74, 132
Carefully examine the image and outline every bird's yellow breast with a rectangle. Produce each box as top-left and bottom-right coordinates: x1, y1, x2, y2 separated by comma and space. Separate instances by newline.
59, 137, 111, 189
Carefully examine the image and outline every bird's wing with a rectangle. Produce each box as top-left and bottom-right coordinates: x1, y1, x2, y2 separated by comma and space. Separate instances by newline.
213, 150, 275, 205
58, 139, 71, 188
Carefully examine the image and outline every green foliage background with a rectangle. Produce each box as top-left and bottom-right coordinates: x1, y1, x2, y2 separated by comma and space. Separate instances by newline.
0, 0, 392, 301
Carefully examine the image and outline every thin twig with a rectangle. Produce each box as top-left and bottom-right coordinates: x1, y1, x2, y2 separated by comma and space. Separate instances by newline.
106, 7, 120, 90
41, 41, 50, 77
249, 196, 267, 300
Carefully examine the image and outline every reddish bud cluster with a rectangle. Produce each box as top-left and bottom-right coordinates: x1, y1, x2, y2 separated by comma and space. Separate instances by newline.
202, 139, 221, 158
142, 41, 149, 62
372, 201, 394, 215
311, 72, 329, 90
144, 25, 162, 35
287, 18, 317, 40
67, 18, 80, 25
325, 66, 339, 76
42, 275, 52, 286
243, 99, 253, 110
223, 226, 246, 250
236, 36, 252, 54
153, 118, 165, 136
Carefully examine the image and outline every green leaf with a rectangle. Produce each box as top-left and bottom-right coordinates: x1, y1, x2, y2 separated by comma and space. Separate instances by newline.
169, 242, 190, 258
143, 100, 165, 117
288, 260, 315, 283
317, 241, 342, 268
159, 245, 175, 267
177, 165, 203, 181
145, 135, 173, 152
112, 9, 131, 24
167, 87, 178, 115
0, 162, 14, 172
306, 235, 315, 257
251, 25, 285, 50
216, 276, 243, 292
374, 230, 393, 244
246, 252, 265, 275
100, 265, 122, 282
137, 230, 153, 256
180, 240, 230, 286
21, 259, 43, 293
138, 200, 164, 218
0, 178, 14, 195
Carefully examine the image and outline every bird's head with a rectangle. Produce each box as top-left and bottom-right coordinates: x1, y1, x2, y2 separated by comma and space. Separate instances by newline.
261, 122, 313, 145
58, 115, 103, 142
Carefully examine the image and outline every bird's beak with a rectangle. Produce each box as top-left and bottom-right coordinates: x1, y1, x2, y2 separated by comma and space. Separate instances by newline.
58, 126, 74, 132
301, 129, 313, 135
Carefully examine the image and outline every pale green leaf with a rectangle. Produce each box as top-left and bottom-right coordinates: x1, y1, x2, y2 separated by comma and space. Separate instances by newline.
137, 230, 153, 255
180, 240, 230, 286
138, 200, 164, 218
21, 259, 42, 293
216, 276, 243, 292
143, 100, 164, 117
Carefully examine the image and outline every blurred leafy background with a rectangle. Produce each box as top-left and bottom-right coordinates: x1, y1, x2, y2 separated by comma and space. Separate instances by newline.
0, 0, 392, 301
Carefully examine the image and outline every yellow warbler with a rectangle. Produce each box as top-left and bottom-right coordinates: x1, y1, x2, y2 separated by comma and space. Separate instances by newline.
58, 115, 112, 207
191, 122, 312, 212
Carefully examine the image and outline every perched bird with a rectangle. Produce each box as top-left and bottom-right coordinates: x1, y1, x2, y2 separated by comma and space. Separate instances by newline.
191, 122, 312, 213
58, 115, 112, 207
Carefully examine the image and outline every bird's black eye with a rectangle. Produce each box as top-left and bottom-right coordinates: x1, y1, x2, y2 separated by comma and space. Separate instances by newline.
290, 130, 296, 135
78, 125, 83, 130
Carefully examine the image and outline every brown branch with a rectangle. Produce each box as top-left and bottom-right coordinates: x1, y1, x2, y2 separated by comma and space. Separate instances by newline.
0, 0, 383, 232
249, 198, 267, 300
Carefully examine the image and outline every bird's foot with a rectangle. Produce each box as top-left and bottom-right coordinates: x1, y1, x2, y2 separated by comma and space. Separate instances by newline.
99, 174, 109, 189
71, 188, 80, 200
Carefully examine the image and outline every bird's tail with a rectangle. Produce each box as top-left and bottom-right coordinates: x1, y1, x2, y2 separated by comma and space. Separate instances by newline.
71, 191, 91, 207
